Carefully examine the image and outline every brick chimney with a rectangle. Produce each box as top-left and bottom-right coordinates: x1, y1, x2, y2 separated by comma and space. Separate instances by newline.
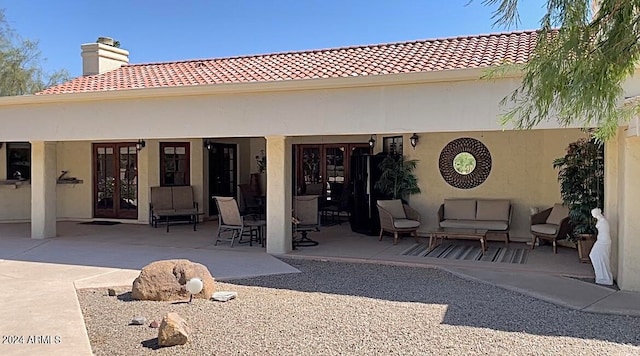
80, 37, 129, 76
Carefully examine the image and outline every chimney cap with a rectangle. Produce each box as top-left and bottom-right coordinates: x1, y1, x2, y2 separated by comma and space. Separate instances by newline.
97, 37, 114, 46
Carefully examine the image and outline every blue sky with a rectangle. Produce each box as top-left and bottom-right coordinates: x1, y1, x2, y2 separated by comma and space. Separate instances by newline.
1, 0, 547, 78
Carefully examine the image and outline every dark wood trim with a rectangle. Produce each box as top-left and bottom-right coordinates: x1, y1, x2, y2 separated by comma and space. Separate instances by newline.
160, 142, 191, 186
294, 143, 371, 196
93, 142, 139, 219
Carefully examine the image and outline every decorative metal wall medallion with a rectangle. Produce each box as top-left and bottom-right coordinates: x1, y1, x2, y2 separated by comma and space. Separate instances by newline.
439, 137, 491, 189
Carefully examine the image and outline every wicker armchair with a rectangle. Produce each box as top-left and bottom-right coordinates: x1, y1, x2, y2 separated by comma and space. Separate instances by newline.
376, 199, 421, 245
530, 204, 571, 253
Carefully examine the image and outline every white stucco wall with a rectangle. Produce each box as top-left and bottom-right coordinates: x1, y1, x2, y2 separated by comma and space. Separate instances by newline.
614, 137, 640, 292
0, 74, 572, 142
56, 141, 92, 220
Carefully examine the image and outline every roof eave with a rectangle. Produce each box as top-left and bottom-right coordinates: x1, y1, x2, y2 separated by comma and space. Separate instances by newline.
0, 67, 521, 107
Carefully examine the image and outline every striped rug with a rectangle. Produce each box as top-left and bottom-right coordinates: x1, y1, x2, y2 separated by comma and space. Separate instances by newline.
401, 242, 529, 264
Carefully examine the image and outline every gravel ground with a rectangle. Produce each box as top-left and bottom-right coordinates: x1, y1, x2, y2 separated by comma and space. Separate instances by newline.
77, 259, 640, 355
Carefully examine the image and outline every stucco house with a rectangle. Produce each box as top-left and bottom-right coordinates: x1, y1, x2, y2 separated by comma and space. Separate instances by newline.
0, 30, 639, 292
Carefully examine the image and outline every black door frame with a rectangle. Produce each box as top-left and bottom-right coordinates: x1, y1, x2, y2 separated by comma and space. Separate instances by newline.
207, 142, 238, 216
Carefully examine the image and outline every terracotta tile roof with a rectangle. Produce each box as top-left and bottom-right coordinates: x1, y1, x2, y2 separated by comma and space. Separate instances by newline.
38, 30, 539, 95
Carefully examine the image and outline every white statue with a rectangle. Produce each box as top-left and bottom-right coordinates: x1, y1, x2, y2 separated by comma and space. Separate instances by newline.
589, 208, 613, 286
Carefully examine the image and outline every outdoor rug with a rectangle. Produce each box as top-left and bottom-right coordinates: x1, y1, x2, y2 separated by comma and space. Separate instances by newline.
401, 242, 529, 264
79, 221, 122, 226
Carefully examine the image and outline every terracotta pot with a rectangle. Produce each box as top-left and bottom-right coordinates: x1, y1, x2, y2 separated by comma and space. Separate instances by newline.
576, 233, 596, 263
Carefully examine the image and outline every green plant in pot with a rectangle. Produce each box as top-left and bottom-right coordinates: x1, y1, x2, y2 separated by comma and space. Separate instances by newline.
553, 136, 604, 262
374, 154, 421, 201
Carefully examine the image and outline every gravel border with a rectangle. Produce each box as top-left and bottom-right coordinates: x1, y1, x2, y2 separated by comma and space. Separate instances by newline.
77, 259, 640, 355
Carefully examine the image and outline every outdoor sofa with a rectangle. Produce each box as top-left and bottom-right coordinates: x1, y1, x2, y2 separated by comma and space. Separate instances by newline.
437, 198, 512, 243
149, 186, 200, 232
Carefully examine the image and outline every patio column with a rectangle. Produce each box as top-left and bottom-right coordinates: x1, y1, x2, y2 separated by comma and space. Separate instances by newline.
616, 135, 640, 292
265, 135, 292, 254
30, 141, 57, 239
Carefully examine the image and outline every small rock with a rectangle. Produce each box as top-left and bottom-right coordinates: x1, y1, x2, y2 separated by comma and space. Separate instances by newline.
149, 320, 159, 328
131, 316, 147, 325
108, 288, 116, 296
158, 312, 189, 347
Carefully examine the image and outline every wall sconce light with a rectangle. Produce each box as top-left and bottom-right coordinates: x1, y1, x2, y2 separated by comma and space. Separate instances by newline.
409, 133, 419, 149
135, 139, 146, 151
204, 139, 213, 151
368, 134, 377, 148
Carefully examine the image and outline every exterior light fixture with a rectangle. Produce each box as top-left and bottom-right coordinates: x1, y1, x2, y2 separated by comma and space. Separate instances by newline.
204, 139, 213, 151
368, 134, 376, 148
185, 277, 204, 304
135, 139, 146, 151
409, 133, 419, 149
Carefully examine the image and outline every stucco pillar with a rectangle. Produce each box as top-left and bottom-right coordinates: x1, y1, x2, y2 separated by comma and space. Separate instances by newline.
604, 133, 621, 279
265, 136, 292, 254
31, 141, 57, 239
137, 141, 150, 222
617, 136, 640, 291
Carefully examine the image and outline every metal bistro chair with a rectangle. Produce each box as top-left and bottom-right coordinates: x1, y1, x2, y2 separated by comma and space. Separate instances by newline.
321, 182, 350, 225
292, 195, 321, 248
213, 196, 266, 247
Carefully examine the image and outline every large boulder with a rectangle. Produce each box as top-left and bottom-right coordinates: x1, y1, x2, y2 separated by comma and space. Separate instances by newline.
131, 259, 215, 301
158, 312, 189, 347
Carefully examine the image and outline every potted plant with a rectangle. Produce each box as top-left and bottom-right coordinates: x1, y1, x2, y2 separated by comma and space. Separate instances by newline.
374, 154, 421, 201
553, 136, 604, 263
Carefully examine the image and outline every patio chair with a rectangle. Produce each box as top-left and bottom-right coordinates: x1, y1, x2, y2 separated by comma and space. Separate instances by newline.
238, 183, 263, 217
376, 199, 421, 245
213, 196, 266, 247
321, 183, 351, 225
293, 195, 321, 247
530, 203, 571, 253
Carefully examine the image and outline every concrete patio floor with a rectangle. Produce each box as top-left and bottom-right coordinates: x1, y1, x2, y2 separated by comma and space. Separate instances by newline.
0, 220, 637, 355
0, 219, 596, 277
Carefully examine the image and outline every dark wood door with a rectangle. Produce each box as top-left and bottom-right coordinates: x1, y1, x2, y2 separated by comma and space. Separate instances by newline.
208, 143, 237, 215
294, 143, 371, 196
93, 143, 138, 219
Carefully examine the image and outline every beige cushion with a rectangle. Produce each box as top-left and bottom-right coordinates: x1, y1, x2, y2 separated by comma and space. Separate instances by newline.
476, 200, 511, 221
377, 200, 406, 219
393, 219, 420, 229
531, 223, 559, 235
546, 204, 569, 225
443, 199, 476, 220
